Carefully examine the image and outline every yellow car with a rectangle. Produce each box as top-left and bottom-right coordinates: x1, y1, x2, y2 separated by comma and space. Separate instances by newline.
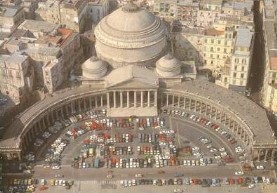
50, 179, 55, 186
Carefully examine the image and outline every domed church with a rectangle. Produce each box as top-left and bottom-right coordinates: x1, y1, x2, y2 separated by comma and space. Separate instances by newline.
81, 0, 195, 117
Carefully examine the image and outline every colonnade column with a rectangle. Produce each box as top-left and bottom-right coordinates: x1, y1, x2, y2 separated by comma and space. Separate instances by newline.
172, 95, 175, 107
257, 149, 261, 162
154, 91, 157, 107
134, 91, 137, 107
89, 97, 92, 109
148, 91, 150, 107
264, 150, 269, 162
101, 95, 103, 107
271, 150, 276, 166
113, 91, 116, 108
107, 93, 110, 108
71, 102, 75, 114
127, 91, 129, 108
141, 91, 143, 107
120, 92, 123, 108
95, 96, 98, 108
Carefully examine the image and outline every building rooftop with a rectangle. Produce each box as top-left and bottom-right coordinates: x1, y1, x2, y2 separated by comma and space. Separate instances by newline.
205, 28, 224, 36
105, 65, 159, 88
0, 6, 21, 17
25, 47, 61, 57
270, 57, 277, 71
235, 27, 253, 48
0, 53, 28, 69
18, 20, 59, 36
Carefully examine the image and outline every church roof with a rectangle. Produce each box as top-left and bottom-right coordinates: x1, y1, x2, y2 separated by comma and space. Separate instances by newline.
105, 65, 159, 88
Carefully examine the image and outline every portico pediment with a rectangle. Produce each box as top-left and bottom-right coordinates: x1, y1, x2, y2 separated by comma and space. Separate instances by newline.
106, 78, 159, 89
105, 65, 159, 89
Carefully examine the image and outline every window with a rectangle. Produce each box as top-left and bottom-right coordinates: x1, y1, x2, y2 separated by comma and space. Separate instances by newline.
241, 73, 244, 78
218, 40, 221, 44
242, 66, 244, 71
233, 73, 236, 78
217, 47, 220, 52
234, 66, 237, 70
211, 39, 214, 44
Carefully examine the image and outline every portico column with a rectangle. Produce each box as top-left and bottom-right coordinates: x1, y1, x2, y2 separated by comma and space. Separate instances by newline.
127, 91, 129, 108
134, 91, 137, 107
113, 91, 116, 108
177, 96, 180, 108
172, 95, 175, 107
89, 97, 92, 109
107, 93, 110, 108
141, 91, 143, 107
271, 150, 276, 166
120, 91, 123, 108
154, 91, 157, 107
148, 91, 150, 107
95, 96, 98, 108
101, 95, 103, 107
166, 94, 169, 106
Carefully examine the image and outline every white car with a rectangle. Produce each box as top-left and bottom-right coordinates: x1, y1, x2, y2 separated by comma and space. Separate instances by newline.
235, 171, 244, 176
174, 189, 183, 193
248, 184, 255, 189
256, 165, 265, 170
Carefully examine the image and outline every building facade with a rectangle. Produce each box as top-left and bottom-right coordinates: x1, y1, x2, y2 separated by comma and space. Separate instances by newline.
0, 53, 34, 104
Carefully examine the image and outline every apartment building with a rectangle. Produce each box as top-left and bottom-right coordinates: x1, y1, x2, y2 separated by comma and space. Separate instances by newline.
261, 0, 277, 113
0, 5, 25, 33
153, 0, 179, 21
228, 27, 254, 93
36, 0, 88, 33
0, 53, 34, 104
3, 20, 83, 93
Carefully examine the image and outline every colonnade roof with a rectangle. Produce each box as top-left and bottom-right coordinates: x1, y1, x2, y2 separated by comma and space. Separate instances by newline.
169, 80, 275, 144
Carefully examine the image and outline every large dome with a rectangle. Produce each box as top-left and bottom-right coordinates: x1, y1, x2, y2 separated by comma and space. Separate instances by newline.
94, 1, 167, 68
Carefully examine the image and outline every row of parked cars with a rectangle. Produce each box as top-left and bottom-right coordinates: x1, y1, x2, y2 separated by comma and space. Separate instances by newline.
120, 176, 276, 188
44, 138, 69, 169
162, 108, 238, 146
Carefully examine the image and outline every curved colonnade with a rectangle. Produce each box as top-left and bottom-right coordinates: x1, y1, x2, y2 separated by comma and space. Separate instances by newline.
1, 86, 277, 163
